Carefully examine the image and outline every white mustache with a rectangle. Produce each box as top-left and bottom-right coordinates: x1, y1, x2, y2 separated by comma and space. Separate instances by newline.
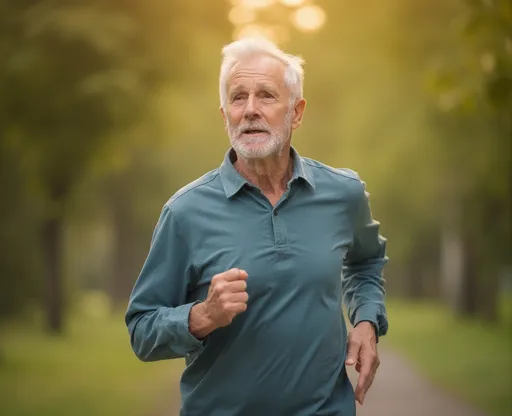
236, 123, 272, 135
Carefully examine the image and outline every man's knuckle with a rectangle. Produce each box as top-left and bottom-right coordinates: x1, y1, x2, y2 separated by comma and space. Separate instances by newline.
351, 339, 362, 348
212, 274, 222, 283
228, 268, 239, 277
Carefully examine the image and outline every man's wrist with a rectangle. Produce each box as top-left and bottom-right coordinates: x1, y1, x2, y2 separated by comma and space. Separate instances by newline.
189, 302, 216, 340
356, 320, 379, 343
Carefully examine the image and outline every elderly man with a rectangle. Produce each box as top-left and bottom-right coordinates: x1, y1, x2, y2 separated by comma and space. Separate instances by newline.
125, 37, 388, 416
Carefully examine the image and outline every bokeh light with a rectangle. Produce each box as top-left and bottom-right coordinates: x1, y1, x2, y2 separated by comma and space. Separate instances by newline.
228, 5, 256, 26
228, 0, 326, 44
233, 23, 279, 43
238, 0, 276, 10
291, 5, 326, 33
279, 0, 307, 7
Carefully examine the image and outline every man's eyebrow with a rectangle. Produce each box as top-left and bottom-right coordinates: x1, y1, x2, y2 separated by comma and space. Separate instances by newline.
255, 83, 279, 94
228, 83, 280, 96
228, 85, 245, 97
229, 83, 245, 92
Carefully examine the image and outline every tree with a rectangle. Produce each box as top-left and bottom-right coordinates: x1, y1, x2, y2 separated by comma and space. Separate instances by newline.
0, 0, 184, 332
431, 0, 511, 321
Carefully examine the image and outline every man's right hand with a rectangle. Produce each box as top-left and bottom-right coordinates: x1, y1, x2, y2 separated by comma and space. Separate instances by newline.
189, 268, 249, 339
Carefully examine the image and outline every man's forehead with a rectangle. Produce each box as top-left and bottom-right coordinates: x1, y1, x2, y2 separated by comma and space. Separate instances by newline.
227, 55, 285, 89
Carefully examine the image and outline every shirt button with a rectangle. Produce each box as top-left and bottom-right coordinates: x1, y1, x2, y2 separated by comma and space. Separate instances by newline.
273, 209, 278, 216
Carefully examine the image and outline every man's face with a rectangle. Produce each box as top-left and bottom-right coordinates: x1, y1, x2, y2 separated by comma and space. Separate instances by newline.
221, 55, 305, 159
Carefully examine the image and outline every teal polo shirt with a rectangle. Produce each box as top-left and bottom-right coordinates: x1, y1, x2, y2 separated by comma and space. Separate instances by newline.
125, 147, 388, 416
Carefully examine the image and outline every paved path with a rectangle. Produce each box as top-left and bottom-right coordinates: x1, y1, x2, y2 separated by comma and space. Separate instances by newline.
347, 347, 487, 416
155, 347, 486, 416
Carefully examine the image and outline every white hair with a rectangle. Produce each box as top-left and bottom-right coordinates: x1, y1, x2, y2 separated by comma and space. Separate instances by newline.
219, 37, 305, 111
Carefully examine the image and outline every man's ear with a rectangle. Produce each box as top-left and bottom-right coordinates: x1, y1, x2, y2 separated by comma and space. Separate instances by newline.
220, 106, 227, 131
291, 98, 307, 130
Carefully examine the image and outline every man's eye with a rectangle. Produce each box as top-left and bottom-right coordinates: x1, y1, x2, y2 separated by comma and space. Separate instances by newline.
262, 92, 274, 99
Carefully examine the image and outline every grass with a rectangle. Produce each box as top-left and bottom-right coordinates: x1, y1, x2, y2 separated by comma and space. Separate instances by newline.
385, 298, 512, 416
0, 310, 185, 416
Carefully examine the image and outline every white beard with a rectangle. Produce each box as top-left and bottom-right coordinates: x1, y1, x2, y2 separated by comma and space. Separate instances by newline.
227, 108, 293, 159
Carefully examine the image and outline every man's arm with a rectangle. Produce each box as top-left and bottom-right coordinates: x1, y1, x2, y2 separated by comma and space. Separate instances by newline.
342, 177, 388, 338
124, 205, 204, 362
342, 175, 388, 405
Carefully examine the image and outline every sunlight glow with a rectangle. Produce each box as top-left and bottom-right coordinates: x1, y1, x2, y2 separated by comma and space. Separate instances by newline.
234, 24, 278, 43
229, 6, 256, 26
228, 0, 326, 42
273, 25, 291, 44
239, 0, 276, 10
279, 0, 306, 7
291, 5, 326, 33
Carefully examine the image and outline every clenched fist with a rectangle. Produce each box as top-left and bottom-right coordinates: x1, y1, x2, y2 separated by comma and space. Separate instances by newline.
189, 268, 249, 339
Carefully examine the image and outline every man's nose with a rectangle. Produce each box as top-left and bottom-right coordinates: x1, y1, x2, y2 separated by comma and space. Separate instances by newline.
243, 95, 261, 120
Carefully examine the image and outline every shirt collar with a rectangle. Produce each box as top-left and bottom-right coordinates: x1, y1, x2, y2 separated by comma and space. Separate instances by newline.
219, 146, 315, 199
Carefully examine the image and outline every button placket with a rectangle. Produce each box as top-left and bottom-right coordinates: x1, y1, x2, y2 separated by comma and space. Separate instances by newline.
271, 208, 288, 247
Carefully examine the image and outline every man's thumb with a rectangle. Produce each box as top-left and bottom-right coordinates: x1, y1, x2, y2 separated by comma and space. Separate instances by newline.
345, 343, 359, 366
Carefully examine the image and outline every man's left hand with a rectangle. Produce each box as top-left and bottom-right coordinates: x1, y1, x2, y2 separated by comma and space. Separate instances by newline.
345, 321, 380, 405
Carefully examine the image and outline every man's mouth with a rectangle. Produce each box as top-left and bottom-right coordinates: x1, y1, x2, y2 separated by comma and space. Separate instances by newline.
242, 128, 268, 134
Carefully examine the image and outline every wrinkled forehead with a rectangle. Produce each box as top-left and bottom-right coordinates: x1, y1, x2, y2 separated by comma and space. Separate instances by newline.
227, 54, 287, 92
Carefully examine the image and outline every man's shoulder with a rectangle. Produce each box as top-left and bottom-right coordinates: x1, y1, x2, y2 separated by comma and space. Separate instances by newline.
302, 157, 362, 184
301, 158, 365, 203
164, 168, 222, 212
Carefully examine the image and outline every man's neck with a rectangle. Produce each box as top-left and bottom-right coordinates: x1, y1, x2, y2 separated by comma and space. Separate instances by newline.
234, 147, 293, 201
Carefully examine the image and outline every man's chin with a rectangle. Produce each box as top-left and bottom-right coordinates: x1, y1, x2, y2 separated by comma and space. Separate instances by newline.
234, 143, 276, 159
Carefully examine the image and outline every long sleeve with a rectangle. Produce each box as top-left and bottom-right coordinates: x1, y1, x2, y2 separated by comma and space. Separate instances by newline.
125, 205, 204, 362
342, 178, 389, 337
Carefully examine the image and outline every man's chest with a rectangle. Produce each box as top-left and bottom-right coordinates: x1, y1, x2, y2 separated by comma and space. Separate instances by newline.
186, 197, 355, 301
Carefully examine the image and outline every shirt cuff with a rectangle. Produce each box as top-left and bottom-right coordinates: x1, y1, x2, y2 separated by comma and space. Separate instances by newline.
353, 303, 388, 339
172, 301, 205, 353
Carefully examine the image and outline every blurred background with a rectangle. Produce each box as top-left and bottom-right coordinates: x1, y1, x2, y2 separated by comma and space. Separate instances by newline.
0, 0, 510, 415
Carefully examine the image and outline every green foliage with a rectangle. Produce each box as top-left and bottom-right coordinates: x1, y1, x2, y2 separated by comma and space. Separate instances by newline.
0, 0, 232, 325
2, 1, 179, 204
0, 140, 42, 317
463, 0, 512, 110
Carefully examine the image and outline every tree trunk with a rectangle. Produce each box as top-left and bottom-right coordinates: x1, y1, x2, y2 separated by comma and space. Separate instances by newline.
440, 183, 467, 313
457, 234, 478, 316
43, 216, 64, 333
478, 267, 499, 322
440, 224, 464, 312
473, 193, 505, 322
